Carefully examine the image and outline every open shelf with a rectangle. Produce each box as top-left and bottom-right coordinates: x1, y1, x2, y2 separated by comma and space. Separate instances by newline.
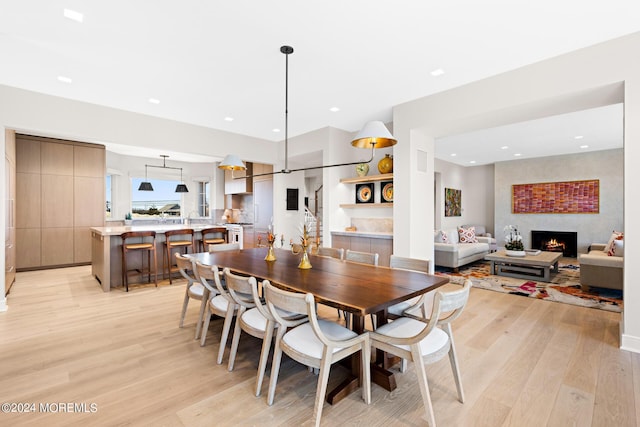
340, 173, 393, 184
340, 203, 393, 209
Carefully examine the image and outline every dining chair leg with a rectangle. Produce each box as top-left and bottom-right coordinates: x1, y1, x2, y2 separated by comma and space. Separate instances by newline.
400, 358, 408, 373
411, 345, 436, 427
361, 336, 372, 405
255, 321, 275, 397
312, 356, 333, 427
179, 292, 190, 328
445, 323, 465, 403
267, 328, 287, 406
227, 308, 246, 371
200, 304, 212, 347
217, 307, 236, 364
194, 296, 208, 340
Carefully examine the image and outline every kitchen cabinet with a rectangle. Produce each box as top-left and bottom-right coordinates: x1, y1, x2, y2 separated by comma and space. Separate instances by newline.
330, 232, 393, 267
15, 134, 105, 270
5, 129, 16, 294
224, 162, 253, 194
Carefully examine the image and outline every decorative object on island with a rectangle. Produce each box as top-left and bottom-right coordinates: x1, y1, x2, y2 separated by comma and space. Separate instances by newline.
512, 179, 599, 214
138, 155, 189, 193
381, 181, 393, 203
444, 188, 462, 217
355, 183, 374, 204
218, 45, 397, 180
124, 212, 132, 225
291, 224, 312, 269
355, 163, 370, 177
504, 225, 525, 256
377, 154, 394, 174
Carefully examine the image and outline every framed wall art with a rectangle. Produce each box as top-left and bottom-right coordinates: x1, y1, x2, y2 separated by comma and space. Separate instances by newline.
512, 179, 599, 214
445, 188, 461, 217
355, 183, 374, 204
380, 181, 393, 203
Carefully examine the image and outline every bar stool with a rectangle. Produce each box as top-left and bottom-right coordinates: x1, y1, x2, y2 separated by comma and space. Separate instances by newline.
199, 227, 228, 252
164, 229, 195, 284
120, 231, 157, 292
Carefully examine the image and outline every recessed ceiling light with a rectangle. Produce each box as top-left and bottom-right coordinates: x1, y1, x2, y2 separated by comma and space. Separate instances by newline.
272, 128, 280, 133
450, 153, 457, 157
514, 153, 522, 157
580, 145, 589, 149
148, 98, 160, 104
430, 68, 445, 77
574, 135, 584, 139
63, 9, 83, 23
224, 117, 234, 122
501, 146, 509, 150
57, 75, 72, 84
469, 160, 476, 164
329, 107, 340, 112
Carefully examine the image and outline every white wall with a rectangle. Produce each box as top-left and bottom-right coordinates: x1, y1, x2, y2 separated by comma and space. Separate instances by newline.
494, 149, 623, 253
393, 32, 640, 352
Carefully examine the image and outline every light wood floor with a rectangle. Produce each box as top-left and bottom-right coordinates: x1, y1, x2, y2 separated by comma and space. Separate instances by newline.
0, 266, 638, 426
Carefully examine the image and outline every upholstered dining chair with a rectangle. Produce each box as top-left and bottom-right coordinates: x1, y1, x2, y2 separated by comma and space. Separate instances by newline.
316, 246, 344, 260
209, 242, 240, 253
176, 253, 210, 340
264, 281, 371, 427
196, 261, 238, 364
345, 249, 379, 266
369, 279, 472, 427
388, 255, 432, 319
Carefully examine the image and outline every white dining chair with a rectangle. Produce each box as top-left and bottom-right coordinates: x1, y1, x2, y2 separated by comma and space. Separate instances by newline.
388, 255, 432, 319
209, 242, 240, 252
369, 279, 472, 427
264, 281, 371, 427
176, 253, 210, 340
344, 249, 379, 329
316, 246, 344, 260
196, 261, 238, 364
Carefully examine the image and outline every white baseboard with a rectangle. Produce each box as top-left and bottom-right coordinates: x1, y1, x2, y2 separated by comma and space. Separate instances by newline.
0, 297, 7, 312
621, 333, 640, 353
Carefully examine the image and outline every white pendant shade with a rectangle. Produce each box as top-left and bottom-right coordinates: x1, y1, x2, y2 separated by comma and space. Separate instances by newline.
351, 121, 397, 149
218, 154, 246, 171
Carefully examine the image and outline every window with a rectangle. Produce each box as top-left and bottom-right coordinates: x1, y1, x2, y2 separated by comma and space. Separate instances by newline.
131, 178, 182, 217
198, 181, 210, 217
105, 175, 112, 218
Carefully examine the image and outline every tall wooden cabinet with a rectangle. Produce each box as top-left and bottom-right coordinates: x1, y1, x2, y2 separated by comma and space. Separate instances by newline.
5, 129, 16, 294
15, 135, 105, 270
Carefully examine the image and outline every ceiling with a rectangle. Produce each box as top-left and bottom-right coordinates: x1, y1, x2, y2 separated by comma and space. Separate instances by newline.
1, 2, 637, 164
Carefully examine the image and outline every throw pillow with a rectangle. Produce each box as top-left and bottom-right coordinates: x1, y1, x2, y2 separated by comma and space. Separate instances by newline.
610, 239, 624, 257
458, 226, 478, 243
434, 230, 449, 243
605, 231, 624, 255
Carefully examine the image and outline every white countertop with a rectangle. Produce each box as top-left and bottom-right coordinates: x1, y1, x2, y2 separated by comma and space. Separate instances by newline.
91, 224, 221, 237
331, 230, 393, 239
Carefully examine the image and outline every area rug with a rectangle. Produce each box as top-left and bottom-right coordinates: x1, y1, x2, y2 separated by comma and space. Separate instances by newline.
436, 260, 623, 312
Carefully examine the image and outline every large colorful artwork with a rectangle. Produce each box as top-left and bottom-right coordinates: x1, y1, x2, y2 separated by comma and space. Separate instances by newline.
445, 188, 461, 217
512, 179, 599, 214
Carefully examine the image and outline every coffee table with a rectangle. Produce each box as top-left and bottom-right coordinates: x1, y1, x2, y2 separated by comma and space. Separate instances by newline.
485, 250, 562, 282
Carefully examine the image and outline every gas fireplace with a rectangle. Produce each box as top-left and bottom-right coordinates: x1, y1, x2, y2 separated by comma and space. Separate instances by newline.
531, 230, 577, 257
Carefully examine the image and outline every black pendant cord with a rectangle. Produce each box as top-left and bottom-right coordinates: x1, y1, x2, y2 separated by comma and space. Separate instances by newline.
282, 45, 293, 174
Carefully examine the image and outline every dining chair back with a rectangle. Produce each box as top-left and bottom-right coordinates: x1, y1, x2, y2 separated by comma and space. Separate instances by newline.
264, 281, 371, 427
209, 242, 241, 253
316, 246, 344, 260
176, 253, 209, 339
195, 261, 238, 364
369, 279, 472, 427
345, 249, 379, 266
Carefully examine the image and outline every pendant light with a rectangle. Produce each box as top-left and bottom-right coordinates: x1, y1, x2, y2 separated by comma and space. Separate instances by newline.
219, 45, 397, 179
137, 155, 189, 193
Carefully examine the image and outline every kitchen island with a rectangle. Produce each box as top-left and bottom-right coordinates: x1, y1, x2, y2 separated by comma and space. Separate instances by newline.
91, 224, 238, 292
330, 230, 393, 266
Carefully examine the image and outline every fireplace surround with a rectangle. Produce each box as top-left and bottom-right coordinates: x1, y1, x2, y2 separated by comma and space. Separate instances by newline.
531, 230, 577, 257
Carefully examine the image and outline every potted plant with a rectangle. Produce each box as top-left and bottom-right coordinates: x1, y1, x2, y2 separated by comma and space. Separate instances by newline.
504, 225, 525, 256
124, 212, 132, 225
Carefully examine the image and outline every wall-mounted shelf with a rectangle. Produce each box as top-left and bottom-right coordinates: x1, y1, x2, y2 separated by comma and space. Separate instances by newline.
340, 173, 393, 184
340, 203, 393, 209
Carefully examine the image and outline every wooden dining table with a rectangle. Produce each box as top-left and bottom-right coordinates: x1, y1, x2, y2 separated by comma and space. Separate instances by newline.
189, 247, 449, 404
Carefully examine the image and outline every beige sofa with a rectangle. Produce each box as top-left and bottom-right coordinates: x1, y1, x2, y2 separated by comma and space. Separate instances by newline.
434, 228, 491, 270
578, 243, 623, 291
